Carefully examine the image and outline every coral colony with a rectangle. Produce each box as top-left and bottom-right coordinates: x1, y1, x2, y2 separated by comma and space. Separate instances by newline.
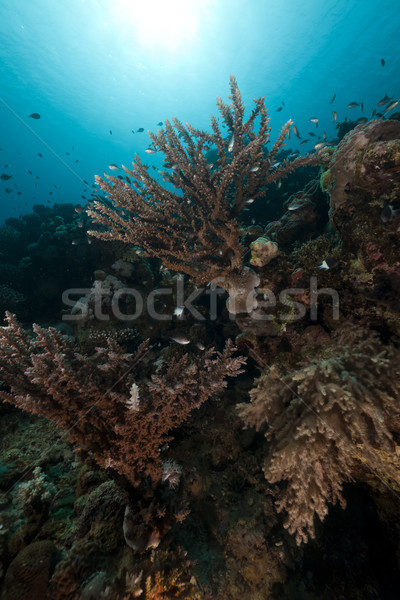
1, 77, 400, 598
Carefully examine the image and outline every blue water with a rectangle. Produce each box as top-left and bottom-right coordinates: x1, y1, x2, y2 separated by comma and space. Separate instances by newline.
0, 0, 399, 223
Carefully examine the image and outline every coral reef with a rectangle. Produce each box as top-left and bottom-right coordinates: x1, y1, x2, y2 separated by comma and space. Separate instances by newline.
88, 75, 321, 313
238, 325, 400, 544
0, 313, 244, 487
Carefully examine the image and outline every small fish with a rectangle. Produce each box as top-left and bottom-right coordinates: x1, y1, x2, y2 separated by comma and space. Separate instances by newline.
137, 127, 144, 132
332, 111, 337, 122
314, 142, 327, 150
330, 94, 336, 104
381, 204, 400, 223
145, 147, 157, 154
361, 102, 364, 112
308, 131, 316, 137
173, 306, 185, 317
66, 152, 70, 155
157, 121, 163, 126
276, 106, 283, 112
5, 188, 12, 193
318, 257, 338, 270
356, 117, 368, 124
170, 334, 190, 345
74, 204, 84, 213
28, 113, 41, 119
309, 118, 318, 127
38, 153, 42, 157
323, 131, 327, 140
300, 139, 309, 145
293, 125, 301, 139
245, 198, 255, 204
250, 165, 260, 172
0, 173, 11, 180
381, 58, 385, 67
384, 100, 399, 113
109, 130, 112, 134
377, 95, 392, 107
371, 108, 377, 117
288, 200, 303, 211
195, 342, 205, 351
109, 164, 119, 170
228, 134, 235, 152
348, 102, 360, 108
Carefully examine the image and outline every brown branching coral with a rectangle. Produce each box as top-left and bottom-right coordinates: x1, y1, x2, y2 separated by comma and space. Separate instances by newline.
238, 325, 400, 544
0, 312, 245, 487
87, 75, 320, 313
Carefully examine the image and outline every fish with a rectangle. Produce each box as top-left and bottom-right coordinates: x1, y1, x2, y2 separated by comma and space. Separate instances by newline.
332, 111, 337, 122
250, 165, 260, 172
384, 100, 399, 114
38, 153, 42, 157
361, 102, 364, 112
0, 174, 11, 180
245, 198, 255, 204
318, 257, 338, 270
195, 342, 205, 350
145, 147, 157, 154
381, 58, 385, 66
377, 95, 392, 106
28, 113, 41, 119
75, 204, 84, 213
109, 130, 112, 134
300, 139, 309, 145
314, 142, 327, 151
308, 132, 316, 137
173, 306, 185, 317
228, 134, 235, 152
276, 106, 283, 112
293, 125, 301, 138
330, 94, 336, 104
137, 127, 144, 132
157, 121, 163, 126
356, 117, 368, 124
381, 204, 400, 222
348, 102, 360, 108
170, 334, 191, 345
323, 131, 327, 140
288, 200, 303, 211
371, 108, 377, 117
66, 152, 70, 155
109, 164, 119, 170
309, 118, 319, 126
5, 188, 12, 193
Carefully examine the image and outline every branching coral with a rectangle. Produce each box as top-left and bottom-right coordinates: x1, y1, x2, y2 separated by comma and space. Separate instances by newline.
0, 312, 245, 487
87, 75, 320, 313
238, 325, 400, 544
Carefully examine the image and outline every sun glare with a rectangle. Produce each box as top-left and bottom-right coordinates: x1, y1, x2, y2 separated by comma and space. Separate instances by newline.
111, 0, 205, 51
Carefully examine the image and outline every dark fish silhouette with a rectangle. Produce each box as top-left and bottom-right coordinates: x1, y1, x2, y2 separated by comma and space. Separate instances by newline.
330, 94, 336, 104
381, 58, 385, 66
137, 127, 144, 132
276, 106, 283, 112
0, 174, 11, 180
28, 113, 41, 119
109, 130, 112, 134
38, 153, 43, 157
157, 121, 163, 126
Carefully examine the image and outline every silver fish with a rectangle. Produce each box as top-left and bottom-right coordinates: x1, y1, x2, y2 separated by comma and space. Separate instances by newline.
384, 100, 399, 113
108, 164, 120, 170
170, 334, 190, 345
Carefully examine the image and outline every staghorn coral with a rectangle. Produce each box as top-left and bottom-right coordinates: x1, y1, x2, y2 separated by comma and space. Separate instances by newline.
87, 75, 320, 314
238, 325, 400, 544
0, 312, 245, 488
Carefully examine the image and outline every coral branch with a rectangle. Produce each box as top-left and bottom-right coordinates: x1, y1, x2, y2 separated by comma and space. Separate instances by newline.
0, 313, 245, 487
87, 75, 320, 313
